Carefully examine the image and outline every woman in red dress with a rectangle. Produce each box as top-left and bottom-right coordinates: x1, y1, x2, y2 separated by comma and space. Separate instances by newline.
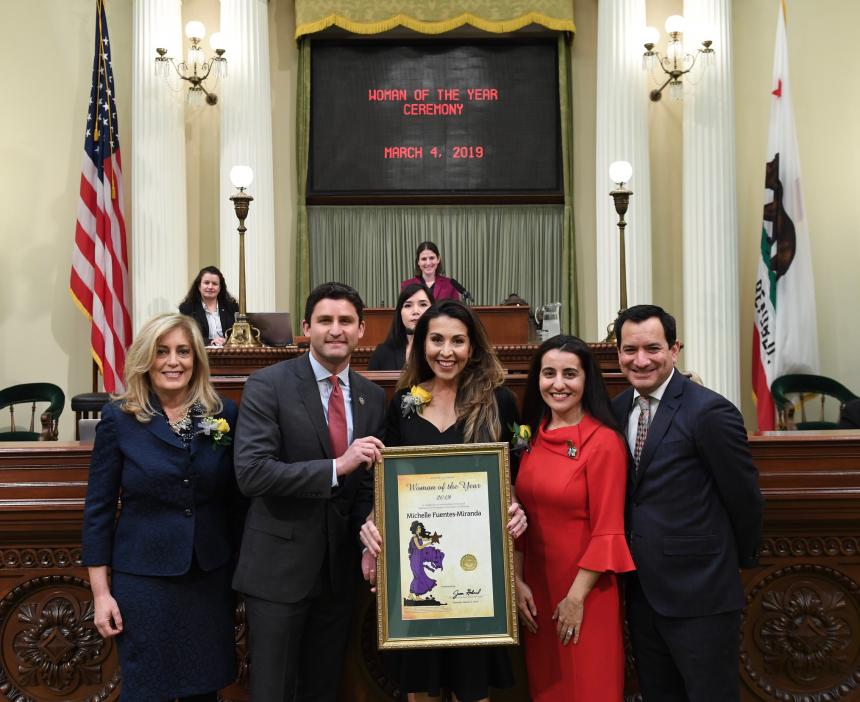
515, 335, 634, 701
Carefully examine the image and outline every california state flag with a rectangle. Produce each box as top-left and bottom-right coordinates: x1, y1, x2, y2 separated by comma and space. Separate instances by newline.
752, 1, 819, 430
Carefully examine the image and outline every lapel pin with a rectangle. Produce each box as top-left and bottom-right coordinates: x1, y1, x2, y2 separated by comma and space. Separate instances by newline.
566, 440, 577, 458
358, 395, 365, 406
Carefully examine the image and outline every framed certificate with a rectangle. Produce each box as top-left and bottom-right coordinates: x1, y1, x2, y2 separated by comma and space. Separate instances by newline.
375, 442, 519, 649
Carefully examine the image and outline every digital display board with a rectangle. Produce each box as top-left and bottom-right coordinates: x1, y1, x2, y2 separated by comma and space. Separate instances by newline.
309, 40, 562, 198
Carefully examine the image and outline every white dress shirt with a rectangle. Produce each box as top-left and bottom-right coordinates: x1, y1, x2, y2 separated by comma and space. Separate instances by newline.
203, 302, 224, 341
626, 368, 675, 455
308, 352, 354, 487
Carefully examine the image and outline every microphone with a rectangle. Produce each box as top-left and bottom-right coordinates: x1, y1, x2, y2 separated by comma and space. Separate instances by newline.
450, 278, 474, 302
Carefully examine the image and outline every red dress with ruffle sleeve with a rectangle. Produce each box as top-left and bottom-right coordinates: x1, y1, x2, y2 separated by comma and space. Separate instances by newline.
515, 415, 635, 701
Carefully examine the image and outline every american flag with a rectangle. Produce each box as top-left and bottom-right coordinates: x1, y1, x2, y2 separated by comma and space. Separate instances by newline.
70, 0, 131, 393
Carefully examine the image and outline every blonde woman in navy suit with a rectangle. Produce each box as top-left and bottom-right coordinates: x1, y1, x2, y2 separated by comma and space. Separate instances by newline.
82, 313, 241, 702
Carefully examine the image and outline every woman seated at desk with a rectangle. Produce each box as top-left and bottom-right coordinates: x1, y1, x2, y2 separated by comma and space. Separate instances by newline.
400, 241, 461, 302
368, 283, 434, 371
179, 266, 239, 347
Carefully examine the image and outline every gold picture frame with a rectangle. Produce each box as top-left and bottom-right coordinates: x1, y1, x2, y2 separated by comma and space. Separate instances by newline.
375, 442, 519, 649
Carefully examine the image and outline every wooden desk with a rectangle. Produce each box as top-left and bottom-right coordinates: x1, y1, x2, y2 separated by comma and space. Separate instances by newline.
206, 342, 622, 376
206, 343, 627, 443
1, 433, 859, 701
211, 371, 631, 408
361, 305, 532, 346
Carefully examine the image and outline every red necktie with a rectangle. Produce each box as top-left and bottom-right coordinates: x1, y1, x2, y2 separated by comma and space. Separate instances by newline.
328, 376, 348, 457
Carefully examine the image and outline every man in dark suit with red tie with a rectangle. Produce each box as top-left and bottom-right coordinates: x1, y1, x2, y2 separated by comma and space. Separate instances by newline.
611, 305, 763, 702
233, 282, 386, 701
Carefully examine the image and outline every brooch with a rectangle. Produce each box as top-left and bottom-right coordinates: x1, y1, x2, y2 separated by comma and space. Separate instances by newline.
566, 440, 577, 458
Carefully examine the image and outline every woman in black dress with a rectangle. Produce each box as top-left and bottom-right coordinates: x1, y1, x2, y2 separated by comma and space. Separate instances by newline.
361, 300, 527, 702
368, 282, 434, 371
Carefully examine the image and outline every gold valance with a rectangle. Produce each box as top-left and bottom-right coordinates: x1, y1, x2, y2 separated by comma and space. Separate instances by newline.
294, 1, 575, 39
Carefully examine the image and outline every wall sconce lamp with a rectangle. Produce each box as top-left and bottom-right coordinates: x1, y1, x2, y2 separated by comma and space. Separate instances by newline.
224, 166, 262, 348
155, 21, 227, 106
642, 15, 714, 101
605, 161, 633, 343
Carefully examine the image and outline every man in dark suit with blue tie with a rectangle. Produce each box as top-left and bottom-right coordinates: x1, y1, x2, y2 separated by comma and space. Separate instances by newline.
611, 305, 763, 702
233, 282, 386, 701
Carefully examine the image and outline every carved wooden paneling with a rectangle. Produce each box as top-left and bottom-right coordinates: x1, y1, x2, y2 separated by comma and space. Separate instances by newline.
741, 562, 860, 701
739, 432, 860, 701
0, 575, 120, 702
1, 426, 859, 700
0, 444, 119, 702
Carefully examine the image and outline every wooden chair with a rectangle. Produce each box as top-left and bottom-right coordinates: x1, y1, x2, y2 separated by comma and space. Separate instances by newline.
0, 383, 65, 441
771, 374, 859, 430
70, 392, 110, 439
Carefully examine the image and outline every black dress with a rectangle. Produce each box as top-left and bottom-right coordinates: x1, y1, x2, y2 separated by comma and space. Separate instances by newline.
367, 342, 406, 371
384, 386, 519, 702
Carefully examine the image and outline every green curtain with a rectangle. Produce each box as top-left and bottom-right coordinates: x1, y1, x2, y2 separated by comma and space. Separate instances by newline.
294, 39, 311, 329
308, 205, 563, 314
295, 0, 575, 38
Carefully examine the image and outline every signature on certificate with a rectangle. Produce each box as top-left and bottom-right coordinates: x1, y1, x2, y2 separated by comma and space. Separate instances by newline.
452, 588, 482, 599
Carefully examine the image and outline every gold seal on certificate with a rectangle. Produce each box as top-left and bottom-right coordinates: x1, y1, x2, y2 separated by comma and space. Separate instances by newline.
460, 554, 478, 571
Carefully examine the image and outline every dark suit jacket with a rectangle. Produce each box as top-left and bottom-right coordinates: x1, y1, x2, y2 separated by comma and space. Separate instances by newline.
179, 299, 238, 345
232, 354, 386, 603
612, 371, 763, 617
81, 398, 240, 576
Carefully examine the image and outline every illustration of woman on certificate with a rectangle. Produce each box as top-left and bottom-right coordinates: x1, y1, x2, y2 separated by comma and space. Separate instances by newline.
406, 521, 445, 605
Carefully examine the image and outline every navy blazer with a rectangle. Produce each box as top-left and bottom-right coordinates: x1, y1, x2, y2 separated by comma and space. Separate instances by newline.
612, 371, 763, 618
232, 354, 386, 604
82, 398, 240, 577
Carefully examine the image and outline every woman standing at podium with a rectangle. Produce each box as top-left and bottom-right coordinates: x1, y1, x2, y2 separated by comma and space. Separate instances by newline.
368, 282, 434, 371
82, 313, 241, 701
400, 241, 461, 302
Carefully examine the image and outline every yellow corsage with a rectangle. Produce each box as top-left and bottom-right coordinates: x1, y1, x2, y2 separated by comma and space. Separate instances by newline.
510, 423, 532, 452
401, 385, 432, 417
199, 416, 232, 449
